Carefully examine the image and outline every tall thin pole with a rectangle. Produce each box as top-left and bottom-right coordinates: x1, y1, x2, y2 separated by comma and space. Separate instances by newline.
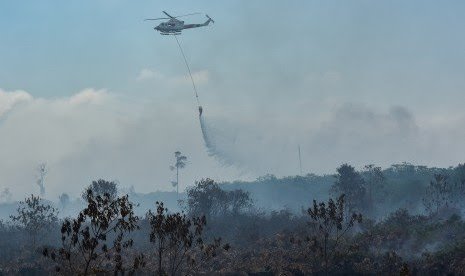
176, 166, 179, 195
298, 145, 303, 176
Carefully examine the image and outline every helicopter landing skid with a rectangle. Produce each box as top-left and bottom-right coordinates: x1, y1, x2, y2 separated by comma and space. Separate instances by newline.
161, 32, 182, 35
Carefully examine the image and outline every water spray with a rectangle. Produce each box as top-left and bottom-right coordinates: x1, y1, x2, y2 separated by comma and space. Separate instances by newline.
172, 32, 239, 165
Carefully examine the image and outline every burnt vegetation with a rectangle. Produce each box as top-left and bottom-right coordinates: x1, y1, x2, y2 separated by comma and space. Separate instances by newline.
2, 163, 465, 274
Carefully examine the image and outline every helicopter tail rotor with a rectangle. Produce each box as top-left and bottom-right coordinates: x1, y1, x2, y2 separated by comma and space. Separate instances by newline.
206, 14, 215, 24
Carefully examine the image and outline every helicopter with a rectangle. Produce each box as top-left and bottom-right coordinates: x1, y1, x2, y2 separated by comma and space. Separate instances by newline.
145, 11, 214, 35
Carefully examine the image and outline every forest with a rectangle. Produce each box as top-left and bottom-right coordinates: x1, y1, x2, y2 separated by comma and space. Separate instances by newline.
1, 162, 465, 275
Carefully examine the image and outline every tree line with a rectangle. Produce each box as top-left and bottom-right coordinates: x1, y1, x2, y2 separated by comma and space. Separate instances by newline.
2, 163, 465, 274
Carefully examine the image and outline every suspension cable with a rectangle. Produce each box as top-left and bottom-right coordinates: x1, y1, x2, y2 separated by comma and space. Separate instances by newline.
174, 35, 201, 106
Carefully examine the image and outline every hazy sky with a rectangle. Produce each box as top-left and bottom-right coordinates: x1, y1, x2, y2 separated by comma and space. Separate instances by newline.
1, 1, 465, 199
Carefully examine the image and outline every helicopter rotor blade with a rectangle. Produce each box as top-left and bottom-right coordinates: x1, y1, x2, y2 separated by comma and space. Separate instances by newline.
144, 17, 170, 21
173, 12, 202, 18
146, 11, 201, 21
163, 11, 174, 18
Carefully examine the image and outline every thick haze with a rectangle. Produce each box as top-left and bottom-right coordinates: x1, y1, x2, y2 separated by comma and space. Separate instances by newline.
1, 1, 465, 199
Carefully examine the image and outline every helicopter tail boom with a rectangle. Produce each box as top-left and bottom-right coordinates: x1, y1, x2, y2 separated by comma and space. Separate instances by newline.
183, 15, 214, 30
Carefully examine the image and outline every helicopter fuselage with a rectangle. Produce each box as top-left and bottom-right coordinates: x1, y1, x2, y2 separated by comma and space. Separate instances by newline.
154, 19, 184, 34
154, 17, 213, 35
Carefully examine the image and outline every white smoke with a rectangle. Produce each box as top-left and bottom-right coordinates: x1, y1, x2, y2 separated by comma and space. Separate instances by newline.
197, 103, 465, 176
0, 88, 237, 200
0, 89, 33, 117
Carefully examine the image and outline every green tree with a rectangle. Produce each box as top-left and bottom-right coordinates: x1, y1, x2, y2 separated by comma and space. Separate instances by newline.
81, 179, 118, 200
186, 178, 252, 217
331, 164, 366, 214
453, 163, 465, 183
363, 164, 385, 216
423, 173, 456, 215
186, 179, 224, 217
229, 189, 253, 214
452, 164, 465, 208
170, 151, 187, 195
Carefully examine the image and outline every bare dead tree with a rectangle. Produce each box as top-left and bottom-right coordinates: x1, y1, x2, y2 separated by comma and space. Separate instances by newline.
170, 151, 187, 196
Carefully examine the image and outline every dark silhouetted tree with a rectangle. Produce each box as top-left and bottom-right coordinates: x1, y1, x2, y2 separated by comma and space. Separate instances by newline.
229, 189, 253, 214
10, 194, 58, 248
452, 164, 465, 208
306, 194, 362, 274
81, 179, 118, 200
423, 174, 456, 215
454, 163, 465, 183
186, 179, 224, 217
363, 164, 385, 216
44, 184, 141, 275
147, 201, 228, 275
186, 178, 252, 217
